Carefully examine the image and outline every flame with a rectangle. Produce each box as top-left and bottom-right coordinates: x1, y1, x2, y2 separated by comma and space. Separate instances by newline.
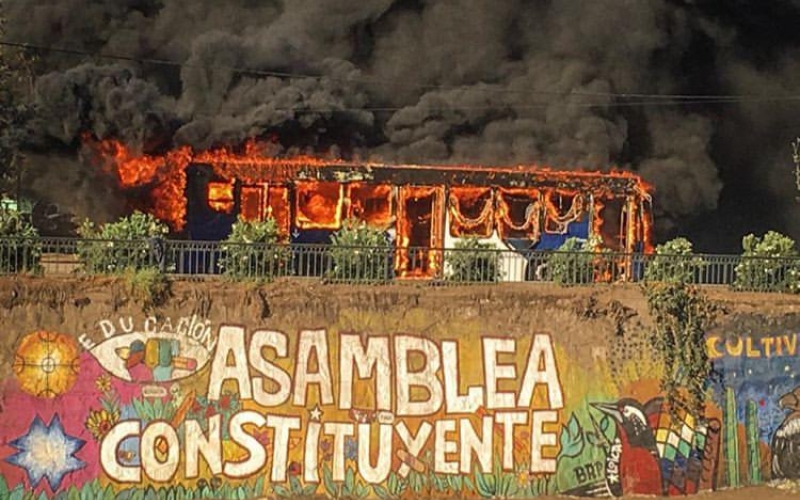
207, 182, 235, 214
448, 187, 494, 238
495, 188, 541, 241
295, 182, 344, 230
266, 186, 291, 237
88, 138, 654, 261
396, 186, 444, 278
346, 184, 393, 228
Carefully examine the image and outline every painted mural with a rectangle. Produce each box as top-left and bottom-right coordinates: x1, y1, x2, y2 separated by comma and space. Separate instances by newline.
0, 310, 798, 499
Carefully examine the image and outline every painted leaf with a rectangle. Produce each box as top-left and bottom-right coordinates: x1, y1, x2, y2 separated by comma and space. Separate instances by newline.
0, 477, 8, 498
410, 472, 424, 493
175, 485, 187, 500
567, 413, 582, 437
81, 484, 95, 500
600, 415, 616, 442
464, 477, 475, 492
559, 422, 585, 458
323, 465, 338, 497
356, 482, 369, 498
345, 467, 356, 493
66, 486, 80, 500
8, 486, 24, 500
373, 485, 389, 500
272, 485, 290, 497
474, 468, 494, 498
387, 472, 398, 494
303, 484, 318, 496
289, 476, 303, 494
254, 476, 265, 497
115, 488, 134, 500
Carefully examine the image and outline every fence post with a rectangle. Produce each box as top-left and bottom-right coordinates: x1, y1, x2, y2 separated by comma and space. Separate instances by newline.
148, 237, 167, 273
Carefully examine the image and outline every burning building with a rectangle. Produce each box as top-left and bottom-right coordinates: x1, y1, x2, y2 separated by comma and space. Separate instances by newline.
95, 140, 653, 280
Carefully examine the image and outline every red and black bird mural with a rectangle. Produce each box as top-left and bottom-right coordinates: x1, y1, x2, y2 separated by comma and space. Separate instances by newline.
593, 399, 664, 496
593, 397, 720, 497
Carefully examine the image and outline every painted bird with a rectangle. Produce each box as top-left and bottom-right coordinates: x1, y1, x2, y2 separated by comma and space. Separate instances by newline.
593, 399, 665, 496
772, 386, 800, 479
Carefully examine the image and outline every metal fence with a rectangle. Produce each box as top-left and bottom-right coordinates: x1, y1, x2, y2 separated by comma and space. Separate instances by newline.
0, 236, 798, 291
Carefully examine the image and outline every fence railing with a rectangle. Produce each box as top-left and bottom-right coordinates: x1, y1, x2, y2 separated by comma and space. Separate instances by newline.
1, 236, 799, 291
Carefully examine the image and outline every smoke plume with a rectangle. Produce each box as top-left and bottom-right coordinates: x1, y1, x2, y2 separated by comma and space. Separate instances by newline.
5, 0, 800, 249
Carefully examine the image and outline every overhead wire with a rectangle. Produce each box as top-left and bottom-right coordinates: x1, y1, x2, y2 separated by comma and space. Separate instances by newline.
3, 39, 800, 111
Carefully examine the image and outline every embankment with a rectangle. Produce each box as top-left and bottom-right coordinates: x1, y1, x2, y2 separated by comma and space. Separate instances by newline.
1, 276, 799, 499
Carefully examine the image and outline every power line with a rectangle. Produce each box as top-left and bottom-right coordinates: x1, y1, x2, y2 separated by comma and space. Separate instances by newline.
4, 39, 800, 109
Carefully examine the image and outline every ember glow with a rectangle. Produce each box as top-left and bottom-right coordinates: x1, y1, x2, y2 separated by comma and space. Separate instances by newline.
89, 138, 653, 278
207, 182, 234, 214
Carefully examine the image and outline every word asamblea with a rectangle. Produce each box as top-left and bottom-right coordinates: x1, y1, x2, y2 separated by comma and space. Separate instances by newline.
100, 327, 564, 484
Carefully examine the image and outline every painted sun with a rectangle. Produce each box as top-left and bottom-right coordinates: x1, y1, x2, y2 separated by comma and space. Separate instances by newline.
12, 331, 81, 398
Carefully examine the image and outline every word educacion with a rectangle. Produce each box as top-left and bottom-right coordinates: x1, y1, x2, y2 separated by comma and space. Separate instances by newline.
101, 327, 564, 485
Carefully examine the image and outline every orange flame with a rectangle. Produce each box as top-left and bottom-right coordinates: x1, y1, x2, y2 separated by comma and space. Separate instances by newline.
207, 182, 234, 214
88, 138, 653, 259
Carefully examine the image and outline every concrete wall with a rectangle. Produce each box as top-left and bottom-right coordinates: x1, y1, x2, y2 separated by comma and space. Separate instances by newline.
1, 277, 799, 499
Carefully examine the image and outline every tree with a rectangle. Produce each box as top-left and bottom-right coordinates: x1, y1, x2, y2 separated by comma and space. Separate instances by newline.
0, 2, 33, 197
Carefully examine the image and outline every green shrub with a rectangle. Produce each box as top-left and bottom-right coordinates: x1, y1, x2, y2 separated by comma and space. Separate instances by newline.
733, 231, 800, 293
329, 218, 391, 282
644, 281, 715, 418
0, 206, 40, 273
220, 217, 290, 280
125, 267, 171, 311
77, 211, 169, 274
547, 237, 597, 285
446, 237, 501, 283
644, 237, 702, 284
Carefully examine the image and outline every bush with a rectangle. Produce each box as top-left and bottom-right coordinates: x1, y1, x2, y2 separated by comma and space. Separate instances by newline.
547, 237, 598, 285
329, 218, 391, 282
644, 237, 702, 284
0, 206, 40, 273
220, 217, 290, 280
125, 267, 171, 311
644, 281, 715, 418
77, 211, 169, 274
733, 231, 800, 293
446, 237, 501, 283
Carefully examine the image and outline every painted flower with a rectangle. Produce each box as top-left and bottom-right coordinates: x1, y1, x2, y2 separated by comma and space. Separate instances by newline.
95, 374, 112, 394
287, 461, 302, 476
85, 408, 120, 440
345, 436, 358, 461
320, 438, 333, 461
253, 427, 271, 447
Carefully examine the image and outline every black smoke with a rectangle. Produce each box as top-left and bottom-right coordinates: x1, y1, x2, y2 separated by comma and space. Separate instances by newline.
4, 0, 800, 250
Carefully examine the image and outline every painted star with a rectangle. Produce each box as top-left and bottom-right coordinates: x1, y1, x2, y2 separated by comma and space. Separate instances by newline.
6, 414, 86, 490
309, 404, 324, 422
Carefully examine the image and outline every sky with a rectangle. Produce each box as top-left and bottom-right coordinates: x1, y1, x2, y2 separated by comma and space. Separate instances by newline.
4, 0, 800, 251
